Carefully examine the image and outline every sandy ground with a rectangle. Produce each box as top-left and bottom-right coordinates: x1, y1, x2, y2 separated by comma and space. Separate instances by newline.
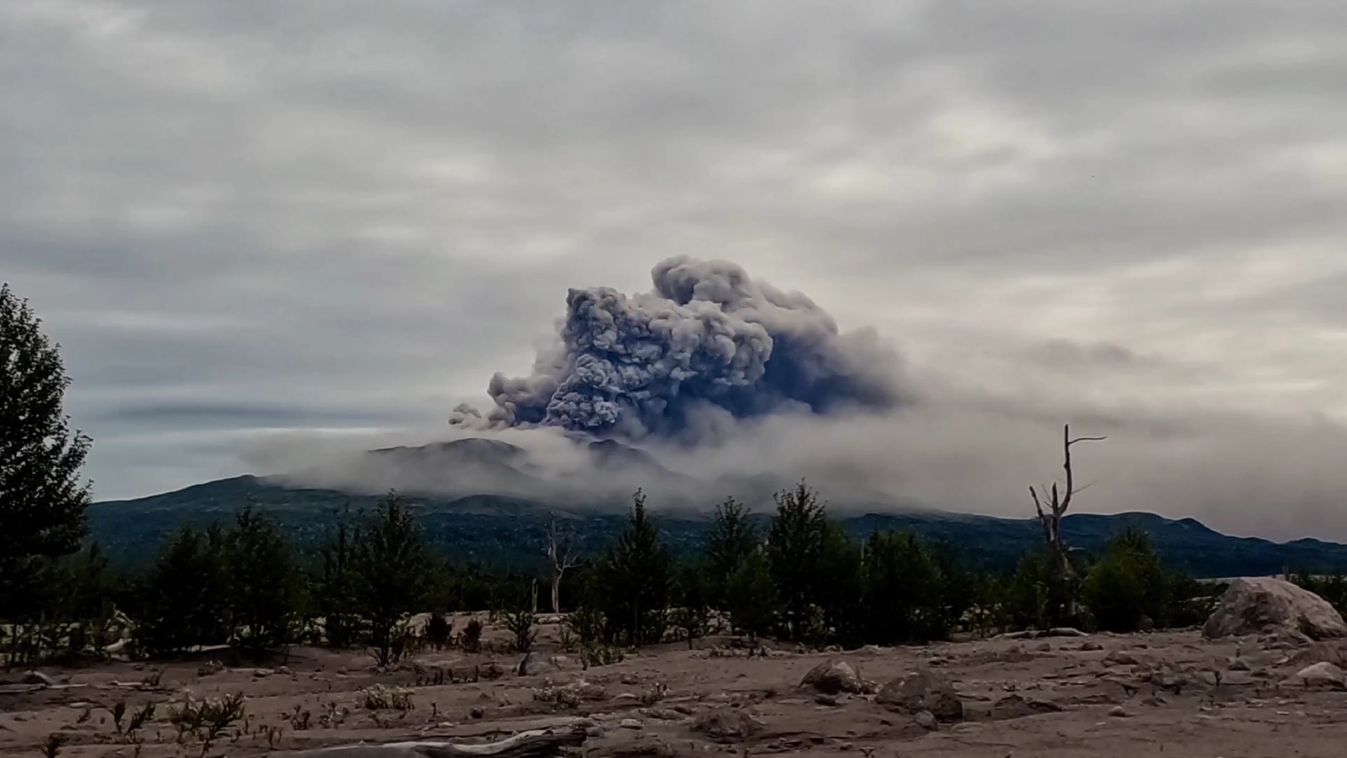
4, 617, 1347, 757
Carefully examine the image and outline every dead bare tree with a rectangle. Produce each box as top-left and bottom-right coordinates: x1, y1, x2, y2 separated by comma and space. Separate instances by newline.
1029, 423, 1106, 584
545, 512, 581, 614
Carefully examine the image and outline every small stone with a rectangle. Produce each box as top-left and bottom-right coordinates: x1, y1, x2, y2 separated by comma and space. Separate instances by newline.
814, 694, 839, 707
1109, 706, 1132, 718
913, 710, 938, 730
619, 718, 644, 730
469, 707, 484, 720
1080, 641, 1105, 652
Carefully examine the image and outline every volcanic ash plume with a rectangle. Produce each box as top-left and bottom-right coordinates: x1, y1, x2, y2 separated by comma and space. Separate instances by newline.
476, 256, 903, 440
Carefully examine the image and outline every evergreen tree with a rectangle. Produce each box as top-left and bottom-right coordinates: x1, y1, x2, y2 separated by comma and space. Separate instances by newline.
134, 527, 228, 656
671, 560, 711, 649
315, 515, 360, 647
724, 550, 775, 640
352, 493, 428, 666
816, 523, 864, 645
223, 507, 303, 652
598, 490, 672, 647
704, 497, 758, 598
766, 481, 828, 640
0, 284, 92, 594
862, 531, 941, 643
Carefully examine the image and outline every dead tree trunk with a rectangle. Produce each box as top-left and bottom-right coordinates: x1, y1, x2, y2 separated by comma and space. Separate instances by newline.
1029, 424, 1105, 585
545, 513, 579, 614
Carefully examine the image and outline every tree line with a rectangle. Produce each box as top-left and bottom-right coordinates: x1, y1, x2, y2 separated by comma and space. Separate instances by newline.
3, 483, 1215, 667
1, 280, 1217, 667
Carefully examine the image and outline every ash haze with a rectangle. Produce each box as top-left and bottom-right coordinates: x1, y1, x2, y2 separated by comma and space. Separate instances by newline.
4, 2, 1347, 540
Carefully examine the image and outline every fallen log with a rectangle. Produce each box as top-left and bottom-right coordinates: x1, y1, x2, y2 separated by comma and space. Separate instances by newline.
277, 726, 588, 758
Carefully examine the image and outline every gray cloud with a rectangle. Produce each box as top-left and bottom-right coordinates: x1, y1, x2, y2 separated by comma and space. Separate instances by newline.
2, 1, 1346, 538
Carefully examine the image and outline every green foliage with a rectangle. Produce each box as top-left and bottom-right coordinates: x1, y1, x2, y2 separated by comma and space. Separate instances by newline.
314, 516, 360, 648
223, 507, 303, 651
500, 606, 537, 652
0, 284, 92, 595
816, 523, 864, 645
862, 532, 943, 643
766, 481, 828, 640
670, 560, 712, 648
351, 492, 430, 666
596, 490, 672, 646
1082, 528, 1169, 632
133, 526, 229, 656
704, 497, 758, 602
724, 549, 775, 639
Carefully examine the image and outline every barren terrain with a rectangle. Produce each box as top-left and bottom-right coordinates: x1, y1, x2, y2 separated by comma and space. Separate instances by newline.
4, 617, 1347, 757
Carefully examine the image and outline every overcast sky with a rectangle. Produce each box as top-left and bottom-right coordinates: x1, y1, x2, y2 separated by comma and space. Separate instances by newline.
4, 1, 1347, 537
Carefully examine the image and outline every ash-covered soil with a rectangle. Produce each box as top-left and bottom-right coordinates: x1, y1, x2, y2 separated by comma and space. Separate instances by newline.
4, 617, 1347, 757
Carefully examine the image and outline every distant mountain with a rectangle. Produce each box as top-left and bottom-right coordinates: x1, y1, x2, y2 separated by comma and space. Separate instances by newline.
88, 440, 1347, 577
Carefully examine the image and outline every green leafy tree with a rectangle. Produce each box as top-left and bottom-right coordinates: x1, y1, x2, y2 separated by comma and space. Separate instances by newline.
1082, 528, 1169, 632
223, 507, 303, 652
724, 550, 775, 640
597, 490, 672, 647
134, 527, 229, 656
704, 498, 758, 602
352, 493, 429, 666
0, 284, 92, 595
766, 481, 828, 640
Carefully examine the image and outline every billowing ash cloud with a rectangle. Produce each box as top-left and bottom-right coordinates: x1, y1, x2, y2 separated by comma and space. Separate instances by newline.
473, 257, 902, 440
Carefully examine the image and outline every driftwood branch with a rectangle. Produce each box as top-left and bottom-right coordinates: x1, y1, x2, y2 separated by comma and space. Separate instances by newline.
279, 726, 588, 758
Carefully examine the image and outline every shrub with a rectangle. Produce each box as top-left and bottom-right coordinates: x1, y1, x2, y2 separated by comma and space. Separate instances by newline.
1082, 528, 1169, 632
500, 607, 537, 652
459, 618, 483, 653
425, 612, 453, 650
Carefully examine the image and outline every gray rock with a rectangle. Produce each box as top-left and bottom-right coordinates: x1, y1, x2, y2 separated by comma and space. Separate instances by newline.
691, 707, 766, 743
876, 669, 963, 722
21, 671, 55, 687
800, 660, 863, 695
1287, 661, 1347, 690
1204, 578, 1347, 641
619, 718, 644, 730
913, 711, 938, 730
989, 694, 1063, 720
1109, 705, 1132, 718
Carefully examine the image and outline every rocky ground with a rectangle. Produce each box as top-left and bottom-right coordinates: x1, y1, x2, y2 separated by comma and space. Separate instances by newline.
5, 616, 1347, 757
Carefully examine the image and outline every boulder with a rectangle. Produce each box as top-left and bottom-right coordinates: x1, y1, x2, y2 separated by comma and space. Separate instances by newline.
21, 671, 56, 687
799, 660, 863, 695
691, 707, 765, 743
988, 694, 1063, 721
1203, 578, 1347, 641
517, 652, 574, 677
1287, 661, 1347, 690
876, 669, 963, 722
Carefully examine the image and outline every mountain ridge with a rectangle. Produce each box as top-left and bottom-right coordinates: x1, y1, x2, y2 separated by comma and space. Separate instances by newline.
89, 461, 1347, 578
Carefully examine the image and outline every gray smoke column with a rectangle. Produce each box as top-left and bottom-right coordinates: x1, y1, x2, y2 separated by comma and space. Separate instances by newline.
479, 256, 903, 441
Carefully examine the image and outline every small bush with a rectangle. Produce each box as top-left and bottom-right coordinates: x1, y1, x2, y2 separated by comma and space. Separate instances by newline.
501, 607, 537, 653
425, 612, 452, 650
460, 618, 483, 653
359, 684, 414, 712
